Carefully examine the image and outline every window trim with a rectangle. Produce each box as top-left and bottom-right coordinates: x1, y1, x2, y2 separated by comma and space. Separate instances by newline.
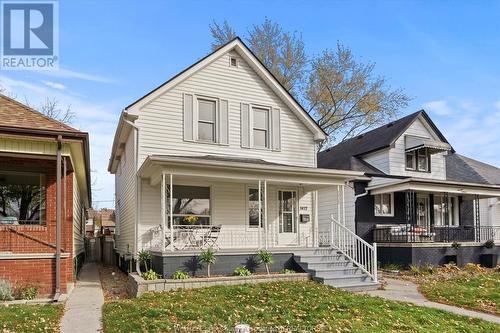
196, 96, 218, 143
405, 148, 431, 173
374, 193, 394, 217
251, 105, 271, 149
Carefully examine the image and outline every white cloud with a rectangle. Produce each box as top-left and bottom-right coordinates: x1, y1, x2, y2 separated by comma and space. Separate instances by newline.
423, 100, 453, 116
41, 67, 115, 84
42, 80, 67, 90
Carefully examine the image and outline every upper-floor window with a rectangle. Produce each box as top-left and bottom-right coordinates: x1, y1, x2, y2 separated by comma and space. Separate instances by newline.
374, 193, 394, 217
197, 98, 217, 142
406, 148, 430, 172
252, 107, 269, 148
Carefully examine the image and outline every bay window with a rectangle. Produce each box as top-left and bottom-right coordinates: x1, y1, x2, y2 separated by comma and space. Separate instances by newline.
172, 185, 211, 225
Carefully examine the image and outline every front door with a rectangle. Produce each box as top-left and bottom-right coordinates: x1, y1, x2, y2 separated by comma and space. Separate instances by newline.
416, 195, 430, 229
277, 190, 298, 246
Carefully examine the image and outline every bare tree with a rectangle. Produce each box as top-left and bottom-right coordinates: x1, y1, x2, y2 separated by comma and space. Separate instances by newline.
26, 97, 75, 125
209, 20, 236, 50
306, 44, 410, 149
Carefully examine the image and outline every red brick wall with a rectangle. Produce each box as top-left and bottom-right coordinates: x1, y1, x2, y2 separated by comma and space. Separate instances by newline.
0, 156, 76, 296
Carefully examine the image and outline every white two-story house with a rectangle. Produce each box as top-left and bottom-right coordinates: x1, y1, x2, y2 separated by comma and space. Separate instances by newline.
318, 111, 500, 267
108, 38, 378, 288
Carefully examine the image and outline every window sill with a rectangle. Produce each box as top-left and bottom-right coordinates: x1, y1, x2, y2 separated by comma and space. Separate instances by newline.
184, 139, 229, 147
374, 214, 395, 218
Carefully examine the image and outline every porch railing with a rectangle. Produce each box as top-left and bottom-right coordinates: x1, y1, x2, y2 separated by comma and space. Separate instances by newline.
373, 225, 500, 243
329, 215, 378, 282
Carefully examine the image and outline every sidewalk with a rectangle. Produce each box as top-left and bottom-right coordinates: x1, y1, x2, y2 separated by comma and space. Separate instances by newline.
61, 263, 104, 333
364, 278, 500, 324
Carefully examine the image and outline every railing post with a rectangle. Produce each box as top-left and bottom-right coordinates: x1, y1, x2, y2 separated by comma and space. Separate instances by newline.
373, 242, 378, 282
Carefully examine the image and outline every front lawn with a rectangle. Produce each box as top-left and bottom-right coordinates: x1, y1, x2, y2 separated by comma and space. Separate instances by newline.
102, 281, 499, 332
0, 304, 64, 333
418, 268, 500, 315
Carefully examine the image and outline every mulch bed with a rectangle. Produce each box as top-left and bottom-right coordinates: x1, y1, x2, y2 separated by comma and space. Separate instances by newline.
99, 266, 130, 301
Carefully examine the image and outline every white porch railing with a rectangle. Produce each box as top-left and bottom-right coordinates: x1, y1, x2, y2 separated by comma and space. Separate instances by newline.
329, 214, 378, 282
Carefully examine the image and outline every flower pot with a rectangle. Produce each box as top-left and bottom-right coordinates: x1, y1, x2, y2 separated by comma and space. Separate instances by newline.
480, 254, 498, 268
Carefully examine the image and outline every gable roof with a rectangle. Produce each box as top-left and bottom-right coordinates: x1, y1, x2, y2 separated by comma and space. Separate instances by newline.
0, 94, 80, 133
446, 154, 500, 185
318, 110, 454, 172
124, 37, 326, 141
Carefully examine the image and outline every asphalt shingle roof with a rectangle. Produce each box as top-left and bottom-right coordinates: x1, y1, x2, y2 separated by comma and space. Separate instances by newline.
0, 94, 80, 133
446, 154, 500, 185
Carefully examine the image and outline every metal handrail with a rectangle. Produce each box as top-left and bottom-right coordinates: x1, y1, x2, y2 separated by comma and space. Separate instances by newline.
330, 214, 378, 282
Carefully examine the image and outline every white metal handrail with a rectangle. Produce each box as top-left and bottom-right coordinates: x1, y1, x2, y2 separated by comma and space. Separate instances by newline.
330, 214, 378, 282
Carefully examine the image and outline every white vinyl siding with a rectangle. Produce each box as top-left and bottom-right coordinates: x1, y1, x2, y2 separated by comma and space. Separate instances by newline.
114, 131, 136, 255
136, 51, 317, 168
73, 174, 84, 256
363, 149, 390, 174
317, 186, 356, 234
389, 118, 447, 179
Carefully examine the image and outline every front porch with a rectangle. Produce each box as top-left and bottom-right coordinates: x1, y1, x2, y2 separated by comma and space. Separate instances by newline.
137, 155, 361, 254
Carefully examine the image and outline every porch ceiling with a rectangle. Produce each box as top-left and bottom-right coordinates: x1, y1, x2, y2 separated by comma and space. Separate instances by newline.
366, 177, 500, 198
139, 155, 366, 188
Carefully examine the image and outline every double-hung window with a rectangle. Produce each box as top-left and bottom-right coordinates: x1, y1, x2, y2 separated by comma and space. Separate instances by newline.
374, 193, 394, 217
406, 148, 430, 172
252, 107, 269, 148
197, 98, 216, 142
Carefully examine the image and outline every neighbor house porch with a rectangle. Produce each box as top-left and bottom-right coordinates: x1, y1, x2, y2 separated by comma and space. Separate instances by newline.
136, 155, 362, 254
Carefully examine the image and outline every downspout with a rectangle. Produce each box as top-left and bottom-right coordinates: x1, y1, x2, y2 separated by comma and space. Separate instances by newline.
123, 116, 140, 273
54, 135, 62, 301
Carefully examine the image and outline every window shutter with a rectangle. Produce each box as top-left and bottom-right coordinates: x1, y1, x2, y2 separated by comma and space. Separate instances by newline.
183, 93, 194, 141
241, 103, 250, 148
271, 107, 281, 151
219, 99, 229, 145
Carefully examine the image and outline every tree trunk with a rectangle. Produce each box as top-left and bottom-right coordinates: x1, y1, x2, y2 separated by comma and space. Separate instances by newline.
207, 264, 211, 278
265, 263, 270, 275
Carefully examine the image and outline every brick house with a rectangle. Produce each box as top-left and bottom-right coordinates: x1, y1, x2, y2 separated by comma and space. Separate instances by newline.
0, 95, 91, 297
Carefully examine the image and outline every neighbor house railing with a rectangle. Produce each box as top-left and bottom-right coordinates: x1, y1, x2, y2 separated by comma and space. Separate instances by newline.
373, 225, 500, 243
330, 215, 377, 282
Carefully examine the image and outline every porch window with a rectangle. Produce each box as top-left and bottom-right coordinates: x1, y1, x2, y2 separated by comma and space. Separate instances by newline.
434, 196, 459, 226
374, 193, 394, 217
172, 185, 210, 225
248, 187, 260, 228
252, 107, 269, 148
198, 98, 216, 142
406, 148, 430, 172
0, 171, 46, 225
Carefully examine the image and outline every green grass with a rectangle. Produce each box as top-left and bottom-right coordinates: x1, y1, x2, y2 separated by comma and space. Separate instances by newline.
419, 271, 500, 315
102, 281, 499, 332
0, 304, 64, 332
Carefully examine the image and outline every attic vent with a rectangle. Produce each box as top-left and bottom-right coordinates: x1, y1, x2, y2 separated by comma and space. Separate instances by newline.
229, 57, 238, 67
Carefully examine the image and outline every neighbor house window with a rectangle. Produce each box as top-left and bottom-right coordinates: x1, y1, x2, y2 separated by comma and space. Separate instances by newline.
0, 171, 46, 225
433, 196, 459, 226
197, 98, 216, 142
374, 193, 394, 217
252, 107, 269, 148
248, 187, 260, 228
406, 148, 430, 172
172, 185, 210, 225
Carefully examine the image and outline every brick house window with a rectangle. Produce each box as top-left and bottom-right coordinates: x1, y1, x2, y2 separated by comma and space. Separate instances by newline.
0, 171, 46, 225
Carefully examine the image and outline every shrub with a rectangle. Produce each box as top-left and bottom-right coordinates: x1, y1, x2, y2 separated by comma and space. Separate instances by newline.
171, 270, 190, 280
451, 241, 461, 250
138, 249, 153, 271
233, 266, 252, 277
257, 250, 273, 275
0, 280, 13, 301
141, 270, 160, 281
483, 239, 495, 249
19, 286, 38, 300
199, 248, 217, 277
464, 263, 486, 273
281, 269, 296, 274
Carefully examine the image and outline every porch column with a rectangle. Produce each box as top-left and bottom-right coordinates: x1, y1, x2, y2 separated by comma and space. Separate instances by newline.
161, 172, 166, 251
169, 174, 174, 251
444, 192, 450, 242
313, 190, 319, 247
336, 185, 341, 224
474, 194, 481, 242
264, 180, 268, 249
258, 180, 262, 249
342, 184, 346, 226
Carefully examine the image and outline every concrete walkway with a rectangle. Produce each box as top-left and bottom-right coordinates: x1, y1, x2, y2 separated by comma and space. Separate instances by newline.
364, 278, 500, 324
61, 263, 104, 333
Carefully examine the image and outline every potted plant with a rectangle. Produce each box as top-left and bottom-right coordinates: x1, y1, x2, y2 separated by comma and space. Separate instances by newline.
257, 250, 273, 275
182, 215, 198, 225
480, 240, 498, 268
199, 248, 217, 277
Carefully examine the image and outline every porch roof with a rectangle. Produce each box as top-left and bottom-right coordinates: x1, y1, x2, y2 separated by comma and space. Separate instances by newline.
138, 155, 367, 188
366, 177, 500, 198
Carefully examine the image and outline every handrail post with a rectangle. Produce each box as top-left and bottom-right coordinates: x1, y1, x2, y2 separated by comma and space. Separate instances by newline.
373, 242, 378, 282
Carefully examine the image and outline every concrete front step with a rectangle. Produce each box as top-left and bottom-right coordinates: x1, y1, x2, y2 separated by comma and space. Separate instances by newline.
314, 273, 370, 285
306, 267, 361, 277
294, 255, 348, 264
332, 282, 381, 292
300, 261, 355, 270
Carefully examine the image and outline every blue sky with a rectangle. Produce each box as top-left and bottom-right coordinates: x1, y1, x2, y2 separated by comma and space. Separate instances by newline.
1, 0, 500, 207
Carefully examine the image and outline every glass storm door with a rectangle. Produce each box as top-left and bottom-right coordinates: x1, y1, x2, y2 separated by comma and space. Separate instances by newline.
278, 190, 297, 245
416, 195, 430, 228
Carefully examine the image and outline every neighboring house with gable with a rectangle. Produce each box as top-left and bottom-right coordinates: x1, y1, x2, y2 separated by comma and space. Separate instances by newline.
318, 110, 500, 267
0, 95, 91, 297
109, 38, 380, 289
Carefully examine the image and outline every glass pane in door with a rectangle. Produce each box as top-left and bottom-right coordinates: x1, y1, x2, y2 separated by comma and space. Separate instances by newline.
416, 196, 430, 228
279, 191, 296, 233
